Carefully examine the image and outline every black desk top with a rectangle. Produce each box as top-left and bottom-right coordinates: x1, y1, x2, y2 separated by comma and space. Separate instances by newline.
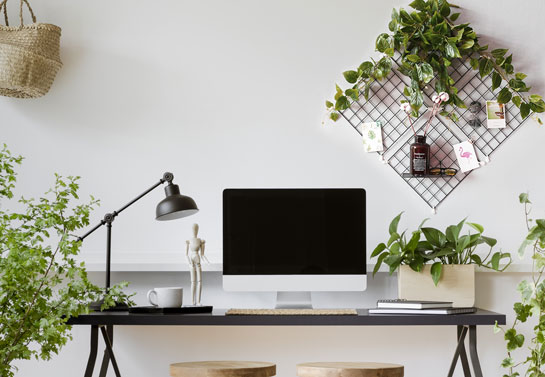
67, 309, 505, 326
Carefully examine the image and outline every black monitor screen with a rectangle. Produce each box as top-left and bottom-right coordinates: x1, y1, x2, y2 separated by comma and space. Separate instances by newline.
223, 189, 366, 275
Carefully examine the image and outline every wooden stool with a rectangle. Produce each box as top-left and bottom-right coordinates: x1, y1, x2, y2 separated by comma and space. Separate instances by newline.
170, 361, 276, 377
297, 362, 403, 377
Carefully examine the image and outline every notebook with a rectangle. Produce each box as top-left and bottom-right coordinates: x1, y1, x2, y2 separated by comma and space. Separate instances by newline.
368, 307, 476, 315
377, 299, 452, 309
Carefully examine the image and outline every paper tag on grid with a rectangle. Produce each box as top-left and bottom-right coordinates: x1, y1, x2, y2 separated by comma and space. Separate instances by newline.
361, 121, 384, 153
453, 140, 480, 173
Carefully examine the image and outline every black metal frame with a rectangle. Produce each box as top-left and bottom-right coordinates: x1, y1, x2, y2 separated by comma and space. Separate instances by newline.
85, 325, 121, 377
76, 314, 498, 377
340, 53, 531, 210
447, 325, 483, 377
77, 172, 174, 308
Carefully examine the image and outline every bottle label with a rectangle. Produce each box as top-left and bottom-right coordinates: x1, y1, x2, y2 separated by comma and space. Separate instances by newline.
413, 152, 427, 172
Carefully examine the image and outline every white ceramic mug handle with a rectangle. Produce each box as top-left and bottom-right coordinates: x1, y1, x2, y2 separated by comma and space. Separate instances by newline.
147, 290, 158, 306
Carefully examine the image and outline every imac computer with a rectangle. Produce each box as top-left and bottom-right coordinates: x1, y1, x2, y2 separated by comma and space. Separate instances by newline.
223, 188, 366, 308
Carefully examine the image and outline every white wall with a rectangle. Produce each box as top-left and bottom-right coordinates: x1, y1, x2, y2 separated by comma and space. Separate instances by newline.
3, 0, 545, 376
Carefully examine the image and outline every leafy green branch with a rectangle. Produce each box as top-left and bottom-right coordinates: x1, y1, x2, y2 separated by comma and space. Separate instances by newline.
496, 194, 545, 376
0, 144, 134, 377
326, 0, 544, 125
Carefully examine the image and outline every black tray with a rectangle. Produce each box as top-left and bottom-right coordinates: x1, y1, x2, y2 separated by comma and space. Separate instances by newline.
128, 305, 213, 314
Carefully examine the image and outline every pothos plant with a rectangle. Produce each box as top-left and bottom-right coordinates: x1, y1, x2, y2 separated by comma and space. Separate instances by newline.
371, 212, 511, 285
326, 0, 545, 124
0, 145, 134, 377
495, 194, 545, 377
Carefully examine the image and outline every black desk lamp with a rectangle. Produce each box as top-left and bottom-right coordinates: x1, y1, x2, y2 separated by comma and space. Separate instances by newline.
78, 172, 198, 310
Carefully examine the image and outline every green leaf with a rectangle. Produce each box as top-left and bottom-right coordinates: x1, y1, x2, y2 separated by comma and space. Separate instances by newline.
345, 88, 359, 101
373, 251, 388, 276
335, 96, 351, 111
491, 72, 502, 91
530, 94, 543, 103
450, 12, 460, 21
430, 262, 442, 286
481, 236, 497, 247
407, 231, 421, 252
515, 72, 528, 80
334, 84, 343, 100
325, 101, 334, 109
343, 70, 359, 84
445, 42, 461, 59
520, 103, 531, 119
389, 212, 403, 235
478, 58, 493, 78
501, 357, 515, 368
446, 224, 461, 243
467, 222, 484, 234
371, 243, 386, 258
504, 328, 524, 351
409, 0, 427, 11
519, 193, 531, 204
421, 227, 446, 247
459, 40, 474, 50
512, 96, 522, 108
497, 88, 512, 104
491, 252, 501, 270
406, 54, 421, 62
329, 112, 340, 122
420, 62, 434, 83
491, 48, 508, 58
376, 33, 393, 53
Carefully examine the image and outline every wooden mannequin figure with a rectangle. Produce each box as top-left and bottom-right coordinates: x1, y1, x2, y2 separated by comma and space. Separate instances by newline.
185, 223, 208, 306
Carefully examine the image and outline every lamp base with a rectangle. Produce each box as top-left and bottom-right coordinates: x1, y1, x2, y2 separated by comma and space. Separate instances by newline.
89, 298, 130, 312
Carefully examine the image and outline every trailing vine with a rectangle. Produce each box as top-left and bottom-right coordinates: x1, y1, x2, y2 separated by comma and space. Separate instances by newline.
494, 194, 545, 377
326, 0, 544, 124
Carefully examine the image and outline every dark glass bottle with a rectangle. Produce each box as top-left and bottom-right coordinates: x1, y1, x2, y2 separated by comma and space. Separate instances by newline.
410, 135, 430, 176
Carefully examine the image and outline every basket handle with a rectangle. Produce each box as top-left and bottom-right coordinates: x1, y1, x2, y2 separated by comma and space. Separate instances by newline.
0, 0, 36, 27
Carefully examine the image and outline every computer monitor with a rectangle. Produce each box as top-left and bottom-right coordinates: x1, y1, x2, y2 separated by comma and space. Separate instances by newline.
223, 188, 366, 308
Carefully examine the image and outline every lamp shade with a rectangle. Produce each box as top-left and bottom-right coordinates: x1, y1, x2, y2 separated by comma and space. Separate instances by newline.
156, 184, 199, 221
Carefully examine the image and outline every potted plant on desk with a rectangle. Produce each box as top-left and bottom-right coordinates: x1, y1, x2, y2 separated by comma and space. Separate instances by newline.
371, 213, 511, 307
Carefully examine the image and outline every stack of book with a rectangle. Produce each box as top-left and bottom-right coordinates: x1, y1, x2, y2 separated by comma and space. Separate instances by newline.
368, 299, 476, 315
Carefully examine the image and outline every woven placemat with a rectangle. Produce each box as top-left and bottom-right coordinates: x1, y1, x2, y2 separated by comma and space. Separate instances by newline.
226, 309, 358, 316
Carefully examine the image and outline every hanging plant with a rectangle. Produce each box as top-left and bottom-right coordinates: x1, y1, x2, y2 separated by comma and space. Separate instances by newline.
326, 0, 545, 124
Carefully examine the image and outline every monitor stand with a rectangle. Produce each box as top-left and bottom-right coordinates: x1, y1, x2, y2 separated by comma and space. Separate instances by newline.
275, 292, 313, 309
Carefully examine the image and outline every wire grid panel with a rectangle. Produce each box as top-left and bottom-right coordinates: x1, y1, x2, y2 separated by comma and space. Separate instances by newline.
339, 54, 530, 209
441, 60, 528, 157
388, 117, 470, 209
340, 54, 430, 153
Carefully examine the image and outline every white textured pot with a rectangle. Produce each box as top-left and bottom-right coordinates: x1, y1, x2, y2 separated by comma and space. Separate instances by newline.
398, 264, 475, 307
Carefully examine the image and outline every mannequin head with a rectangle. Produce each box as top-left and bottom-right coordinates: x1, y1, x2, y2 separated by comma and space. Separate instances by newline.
192, 223, 199, 237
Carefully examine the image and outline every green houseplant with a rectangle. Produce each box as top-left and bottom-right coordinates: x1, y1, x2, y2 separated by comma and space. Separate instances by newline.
495, 194, 545, 376
0, 145, 133, 377
371, 212, 511, 284
326, 0, 544, 123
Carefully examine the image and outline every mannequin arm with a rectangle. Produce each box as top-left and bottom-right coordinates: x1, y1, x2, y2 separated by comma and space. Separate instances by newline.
201, 241, 210, 263
185, 241, 191, 264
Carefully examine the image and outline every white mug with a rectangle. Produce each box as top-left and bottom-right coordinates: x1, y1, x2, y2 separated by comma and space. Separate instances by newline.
147, 287, 183, 308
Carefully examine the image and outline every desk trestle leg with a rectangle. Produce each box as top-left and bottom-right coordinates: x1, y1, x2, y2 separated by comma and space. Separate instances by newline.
83, 325, 122, 377
447, 325, 483, 377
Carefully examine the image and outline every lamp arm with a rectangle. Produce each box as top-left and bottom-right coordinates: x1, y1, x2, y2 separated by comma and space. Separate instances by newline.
77, 172, 174, 242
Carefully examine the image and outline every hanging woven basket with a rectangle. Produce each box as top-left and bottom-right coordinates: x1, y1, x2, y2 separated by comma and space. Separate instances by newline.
0, 0, 62, 98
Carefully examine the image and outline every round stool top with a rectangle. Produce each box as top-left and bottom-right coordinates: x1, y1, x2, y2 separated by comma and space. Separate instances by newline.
297, 362, 403, 377
170, 361, 276, 377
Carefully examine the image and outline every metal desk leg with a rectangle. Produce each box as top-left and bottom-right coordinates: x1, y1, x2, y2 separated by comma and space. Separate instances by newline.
98, 325, 112, 377
100, 326, 122, 377
458, 326, 472, 377
84, 325, 99, 377
447, 325, 470, 377
469, 325, 483, 377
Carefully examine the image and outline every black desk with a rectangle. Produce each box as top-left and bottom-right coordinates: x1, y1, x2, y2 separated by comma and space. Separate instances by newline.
68, 309, 505, 377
